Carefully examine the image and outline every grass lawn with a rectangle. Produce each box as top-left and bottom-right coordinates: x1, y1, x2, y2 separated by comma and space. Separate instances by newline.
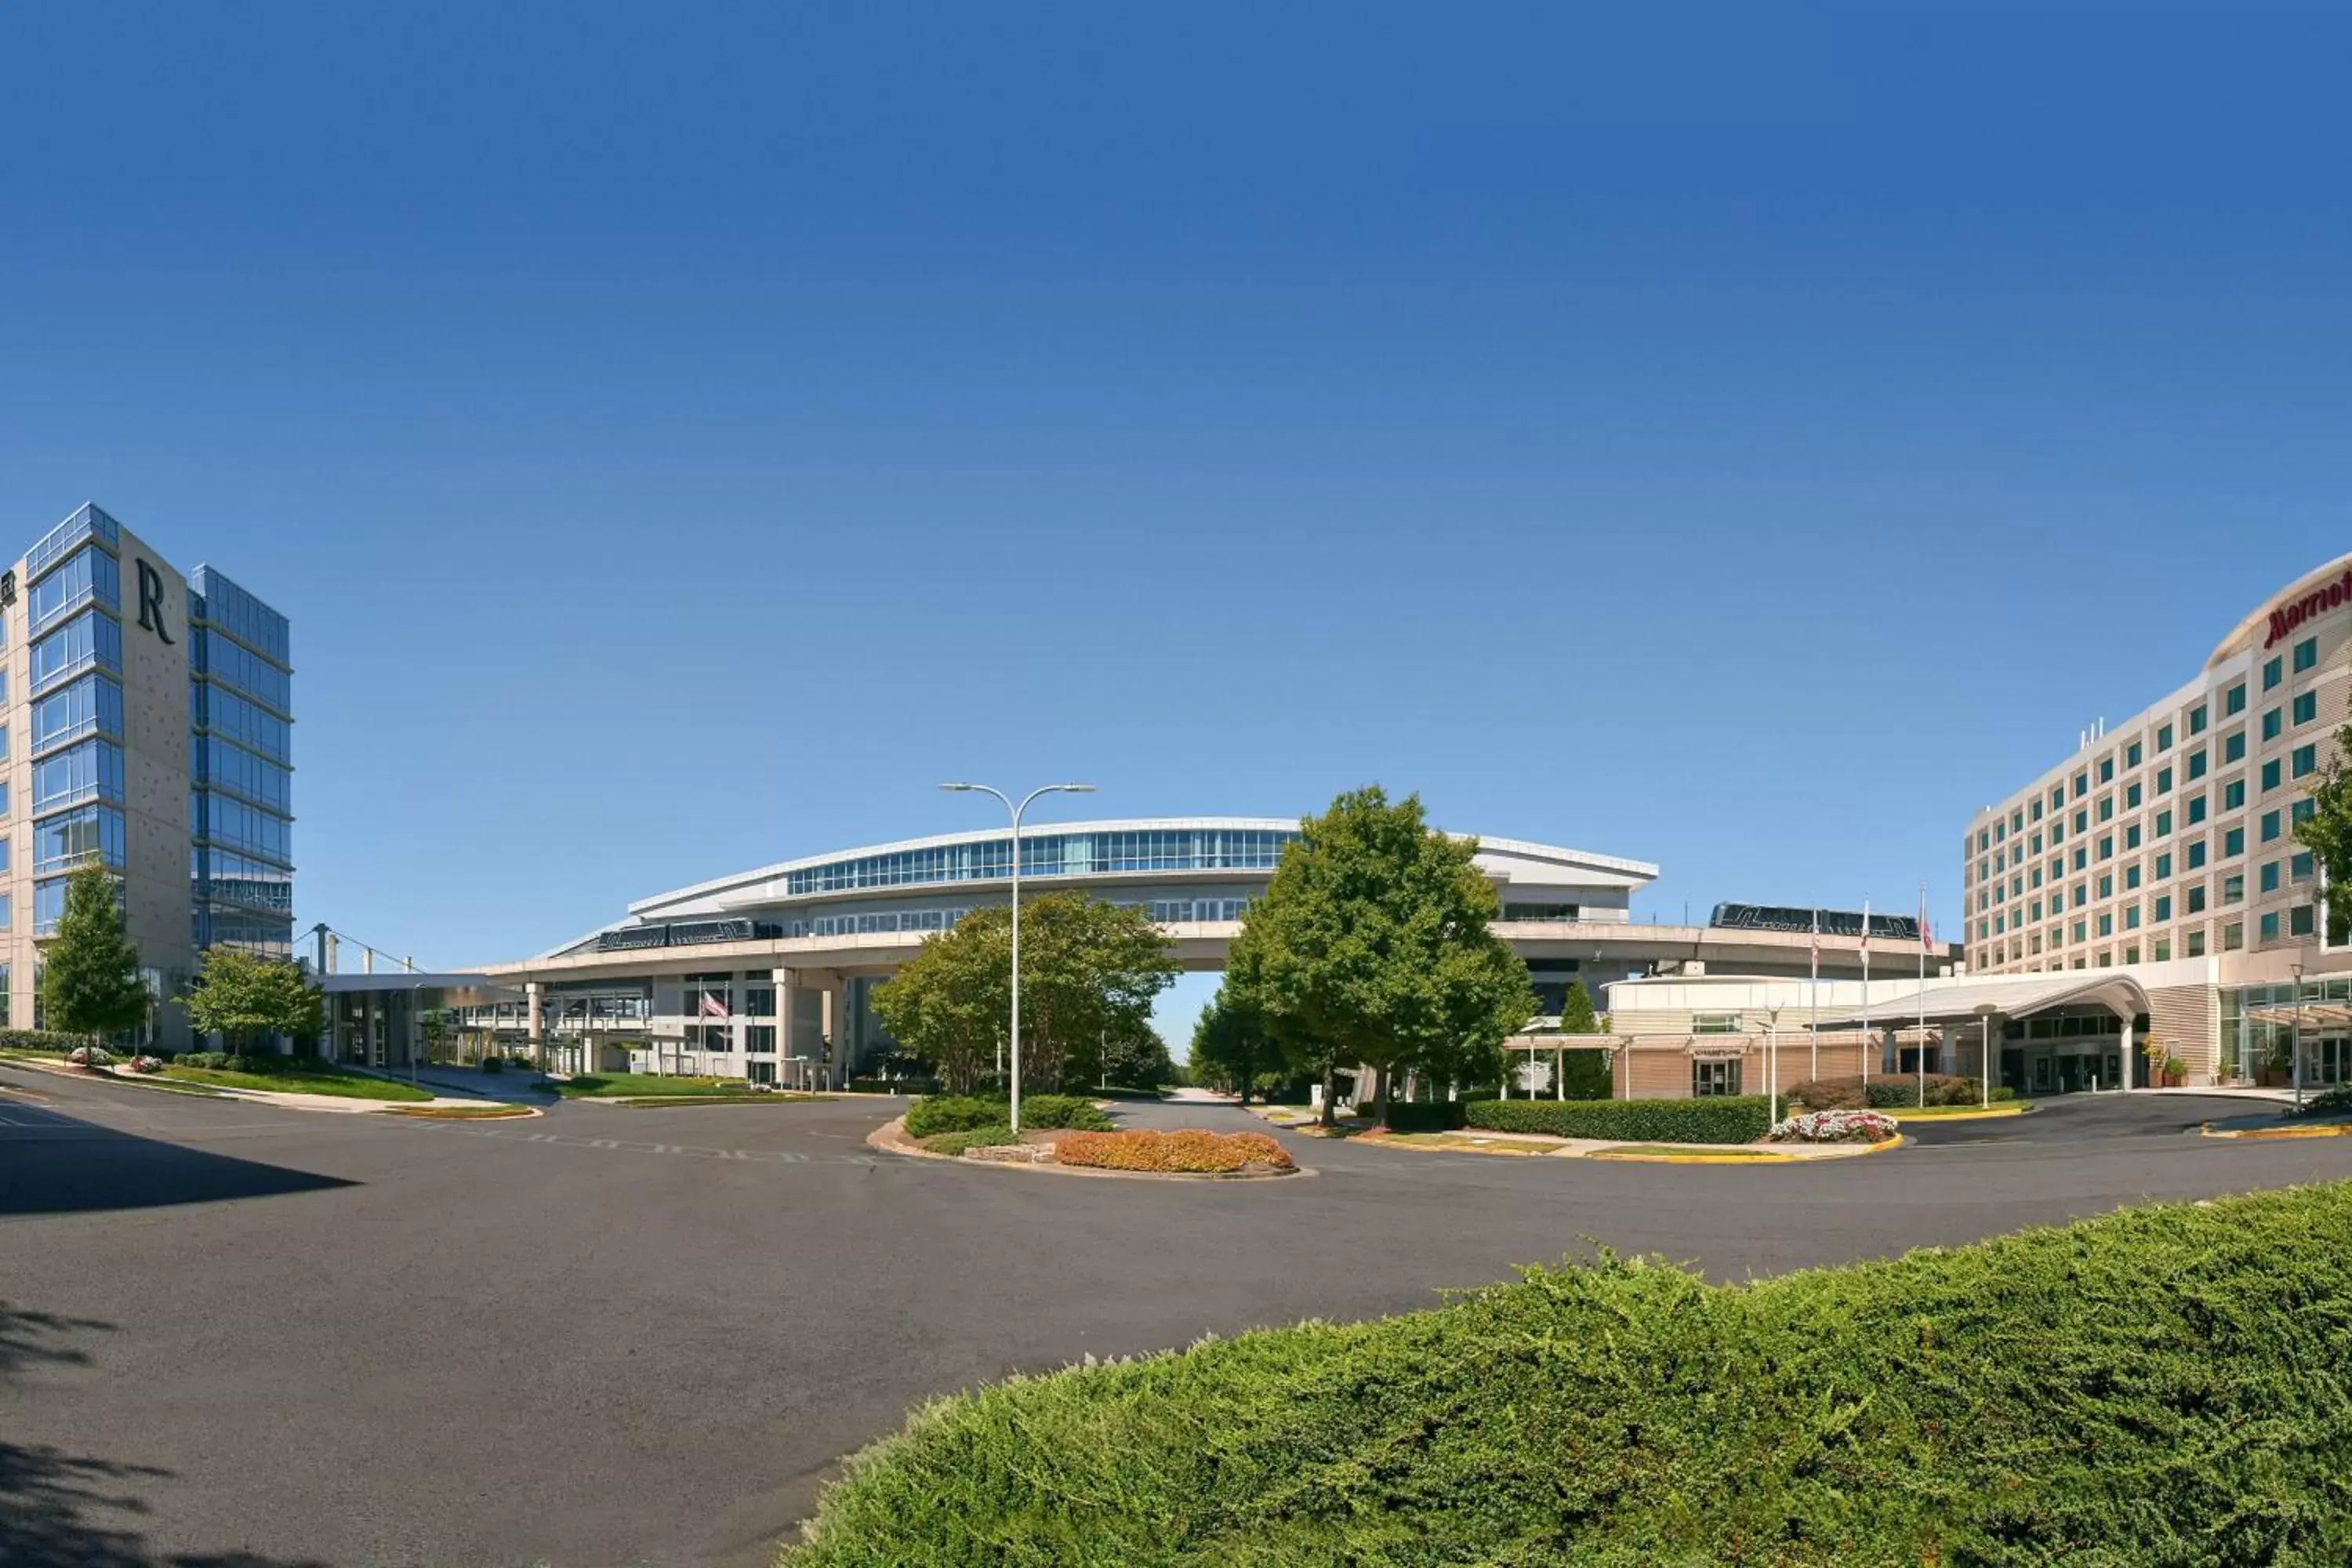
162, 1060, 433, 1102
783, 1181, 2352, 1566
553, 1072, 793, 1099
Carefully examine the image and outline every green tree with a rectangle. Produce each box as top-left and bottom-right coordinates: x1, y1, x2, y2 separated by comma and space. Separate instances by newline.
1556, 980, 1599, 1033
183, 947, 325, 1053
2296, 708, 2352, 942
872, 893, 1179, 1093
1191, 990, 1273, 1102
1224, 786, 1535, 1127
1097, 1014, 1176, 1090
41, 864, 152, 1047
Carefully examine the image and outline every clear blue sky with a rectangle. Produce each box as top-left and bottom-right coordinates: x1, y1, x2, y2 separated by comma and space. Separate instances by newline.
4, 5, 2348, 1044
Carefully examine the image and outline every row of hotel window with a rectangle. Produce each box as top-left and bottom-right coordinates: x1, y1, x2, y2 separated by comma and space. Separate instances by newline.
1976, 909, 2308, 968
782, 898, 1256, 936
1976, 808, 2317, 914
782, 829, 1298, 895
30, 544, 291, 695
20, 673, 290, 815
1973, 646, 2332, 856
1974, 735, 2324, 873
21, 615, 292, 774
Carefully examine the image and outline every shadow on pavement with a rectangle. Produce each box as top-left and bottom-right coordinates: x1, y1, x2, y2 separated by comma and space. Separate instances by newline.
0, 1109, 356, 1217
1, 1305, 327, 1568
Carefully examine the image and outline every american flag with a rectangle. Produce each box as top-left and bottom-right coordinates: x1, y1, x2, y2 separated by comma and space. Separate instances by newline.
697, 991, 729, 1020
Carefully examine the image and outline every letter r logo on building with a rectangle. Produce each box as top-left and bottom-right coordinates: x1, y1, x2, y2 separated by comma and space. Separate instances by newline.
136, 557, 174, 644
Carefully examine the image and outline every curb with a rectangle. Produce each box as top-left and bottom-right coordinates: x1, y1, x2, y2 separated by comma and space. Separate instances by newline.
2199, 1120, 2352, 1142
866, 1116, 1312, 1182
1359, 1128, 1904, 1164
376, 1104, 545, 1120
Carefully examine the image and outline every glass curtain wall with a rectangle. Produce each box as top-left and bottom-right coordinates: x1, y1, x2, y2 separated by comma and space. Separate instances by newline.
188, 567, 294, 956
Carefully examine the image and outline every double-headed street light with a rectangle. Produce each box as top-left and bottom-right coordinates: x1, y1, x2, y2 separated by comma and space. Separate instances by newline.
939, 781, 1095, 1134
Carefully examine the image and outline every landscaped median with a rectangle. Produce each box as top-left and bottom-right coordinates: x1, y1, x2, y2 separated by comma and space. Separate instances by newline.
549, 1072, 833, 1107
877, 1094, 1298, 1178
779, 1181, 2352, 1566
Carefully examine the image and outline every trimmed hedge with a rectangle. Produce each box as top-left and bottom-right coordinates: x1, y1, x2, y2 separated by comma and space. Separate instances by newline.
1465, 1095, 1773, 1144
920, 1126, 1020, 1156
0, 1029, 96, 1058
904, 1094, 1115, 1139
1379, 1101, 1467, 1133
782, 1181, 2352, 1566
1788, 1073, 2016, 1110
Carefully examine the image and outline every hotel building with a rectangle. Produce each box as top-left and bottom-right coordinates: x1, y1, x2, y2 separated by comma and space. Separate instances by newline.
465, 821, 1936, 1086
2, 503, 294, 1047
1957, 555, 2352, 1089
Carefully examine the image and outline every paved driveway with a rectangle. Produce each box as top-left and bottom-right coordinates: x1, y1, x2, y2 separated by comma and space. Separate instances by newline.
5, 1067, 2347, 1568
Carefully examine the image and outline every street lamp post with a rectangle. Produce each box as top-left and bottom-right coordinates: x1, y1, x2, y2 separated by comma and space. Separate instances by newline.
1973, 1003, 1998, 1109
939, 781, 1096, 1134
2292, 960, 2306, 1111
1764, 1005, 1782, 1114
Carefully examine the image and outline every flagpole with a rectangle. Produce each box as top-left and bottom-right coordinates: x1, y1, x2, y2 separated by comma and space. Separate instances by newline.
1809, 909, 1820, 1083
1860, 898, 1871, 1091
1917, 883, 1929, 1110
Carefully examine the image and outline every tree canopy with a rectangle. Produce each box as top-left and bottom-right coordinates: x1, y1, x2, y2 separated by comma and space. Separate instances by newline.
872, 893, 1180, 1093
1221, 786, 1534, 1125
2295, 706, 2352, 943
1558, 980, 1599, 1033
184, 946, 325, 1050
1190, 990, 1274, 1103
41, 865, 152, 1044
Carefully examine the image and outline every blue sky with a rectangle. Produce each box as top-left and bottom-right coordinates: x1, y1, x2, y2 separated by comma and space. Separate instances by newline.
4, 4, 2349, 1044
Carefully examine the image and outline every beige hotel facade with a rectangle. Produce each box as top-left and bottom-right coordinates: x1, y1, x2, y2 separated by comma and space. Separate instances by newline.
1955, 554, 2352, 1088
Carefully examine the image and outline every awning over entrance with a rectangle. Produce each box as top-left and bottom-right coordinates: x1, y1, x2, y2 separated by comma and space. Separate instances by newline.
2245, 1001, 2352, 1028
1811, 971, 2151, 1032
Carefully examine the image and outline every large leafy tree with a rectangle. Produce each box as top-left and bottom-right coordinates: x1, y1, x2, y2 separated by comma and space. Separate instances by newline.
42, 865, 152, 1046
1190, 990, 1273, 1103
1097, 1014, 1177, 1091
1225, 786, 1535, 1127
2295, 707, 2352, 942
184, 946, 325, 1052
872, 893, 1179, 1093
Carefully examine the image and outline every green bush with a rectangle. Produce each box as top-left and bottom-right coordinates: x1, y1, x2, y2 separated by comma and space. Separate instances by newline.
480, 1055, 506, 1073
782, 1181, 2352, 1566
1379, 1101, 1466, 1133
1015, 1094, 1115, 1131
1465, 1095, 1773, 1144
906, 1093, 1113, 1138
0, 1029, 93, 1058
919, 1126, 1020, 1156
850, 1076, 941, 1095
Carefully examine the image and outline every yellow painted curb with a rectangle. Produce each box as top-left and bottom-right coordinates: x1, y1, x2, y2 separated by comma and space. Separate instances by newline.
1587, 1149, 1803, 1164
376, 1104, 543, 1120
2200, 1120, 2352, 1141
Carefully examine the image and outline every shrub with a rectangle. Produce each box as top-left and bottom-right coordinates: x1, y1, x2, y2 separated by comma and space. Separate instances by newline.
127, 1054, 165, 1075
480, 1055, 506, 1073
1767, 1109, 1898, 1144
1784, 1076, 1867, 1110
1016, 1094, 1116, 1132
1053, 1129, 1294, 1174
0, 1029, 93, 1058
1464, 1096, 1773, 1145
2296, 1083, 2352, 1117
781, 1182, 2352, 1567
1380, 1101, 1467, 1133
850, 1076, 941, 1096
906, 1094, 1115, 1138
66, 1045, 114, 1069
920, 1126, 1021, 1156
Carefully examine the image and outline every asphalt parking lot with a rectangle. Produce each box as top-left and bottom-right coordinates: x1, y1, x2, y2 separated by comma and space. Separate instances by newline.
6, 1067, 2349, 1568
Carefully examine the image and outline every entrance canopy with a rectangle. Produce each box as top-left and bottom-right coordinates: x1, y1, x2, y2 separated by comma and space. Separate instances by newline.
1812, 971, 2151, 1032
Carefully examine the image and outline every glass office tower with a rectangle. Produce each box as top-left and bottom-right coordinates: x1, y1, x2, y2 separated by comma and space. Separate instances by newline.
5, 503, 293, 1045
188, 566, 294, 956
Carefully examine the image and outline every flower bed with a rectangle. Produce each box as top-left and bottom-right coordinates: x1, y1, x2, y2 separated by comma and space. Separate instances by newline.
1785, 1075, 2014, 1110
67, 1046, 114, 1069
1052, 1128, 1294, 1174
1767, 1109, 1899, 1145
127, 1054, 165, 1075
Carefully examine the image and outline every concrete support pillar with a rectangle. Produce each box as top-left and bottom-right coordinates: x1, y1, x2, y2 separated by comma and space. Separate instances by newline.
773, 967, 797, 1091
525, 982, 544, 1070
821, 978, 842, 1089
2119, 1017, 2135, 1091
362, 992, 379, 1069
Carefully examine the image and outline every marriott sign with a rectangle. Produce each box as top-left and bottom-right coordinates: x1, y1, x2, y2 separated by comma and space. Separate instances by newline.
2266, 568, 2352, 649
